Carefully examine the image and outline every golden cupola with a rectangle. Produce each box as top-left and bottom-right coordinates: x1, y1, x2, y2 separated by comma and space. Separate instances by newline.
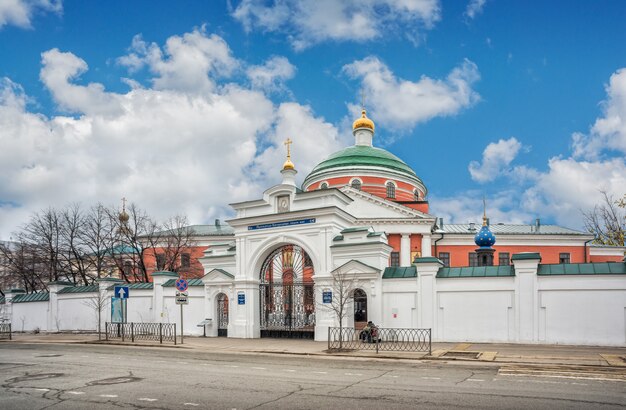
352, 109, 375, 131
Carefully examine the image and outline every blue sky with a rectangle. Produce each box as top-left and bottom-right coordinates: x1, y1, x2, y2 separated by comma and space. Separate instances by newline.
1, 0, 625, 237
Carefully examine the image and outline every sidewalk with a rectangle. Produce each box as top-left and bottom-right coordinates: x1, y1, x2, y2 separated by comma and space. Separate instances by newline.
3, 332, 626, 369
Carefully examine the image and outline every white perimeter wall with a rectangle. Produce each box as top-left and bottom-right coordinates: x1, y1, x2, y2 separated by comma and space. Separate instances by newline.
11, 302, 48, 332
162, 286, 206, 336
58, 294, 98, 331
126, 290, 153, 323
538, 276, 626, 346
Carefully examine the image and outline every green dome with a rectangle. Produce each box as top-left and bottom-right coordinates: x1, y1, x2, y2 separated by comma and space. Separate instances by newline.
303, 145, 425, 189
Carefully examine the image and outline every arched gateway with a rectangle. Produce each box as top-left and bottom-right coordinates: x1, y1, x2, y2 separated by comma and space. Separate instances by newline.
259, 245, 315, 338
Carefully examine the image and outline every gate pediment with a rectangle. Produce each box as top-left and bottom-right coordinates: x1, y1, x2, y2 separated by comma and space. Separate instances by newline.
331, 259, 381, 279
203, 268, 235, 285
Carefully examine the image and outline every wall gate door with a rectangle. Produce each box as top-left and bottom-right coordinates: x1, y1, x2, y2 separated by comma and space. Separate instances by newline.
259, 245, 315, 338
217, 293, 228, 337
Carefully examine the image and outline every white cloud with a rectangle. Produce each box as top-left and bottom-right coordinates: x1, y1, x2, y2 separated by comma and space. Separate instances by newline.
522, 157, 626, 228
117, 28, 239, 94
343, 56, 480, 130
572, 67, 626, 160
431, 190, 533, 226
458, 67, 626, 230
0, 30, 344, 238
468, 137, 522, 183
231, 0, 441, 50
464, 0, 486, 20
246, 56, 296, 93
0, 0, 61, 29
40, 49, 123, 116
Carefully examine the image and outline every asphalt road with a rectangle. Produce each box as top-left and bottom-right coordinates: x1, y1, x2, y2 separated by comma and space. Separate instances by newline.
0, 343, 624, 409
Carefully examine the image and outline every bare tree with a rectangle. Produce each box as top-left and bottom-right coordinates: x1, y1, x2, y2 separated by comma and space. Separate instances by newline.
319, 270, 360, 349
0, 240, 47, 293
146, 215, 197, 274
81, 204, 117, 279
583, 191, 626, 246
82, 290, 110, 340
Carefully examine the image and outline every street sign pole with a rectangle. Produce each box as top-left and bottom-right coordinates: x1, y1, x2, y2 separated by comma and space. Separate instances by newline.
180, 303, 184, 344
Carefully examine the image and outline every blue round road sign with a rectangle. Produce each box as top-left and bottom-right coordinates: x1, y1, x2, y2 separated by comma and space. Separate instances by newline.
175, 278, 188, 292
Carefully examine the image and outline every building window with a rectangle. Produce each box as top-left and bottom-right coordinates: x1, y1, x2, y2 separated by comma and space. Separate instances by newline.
414, 190, 420, 201
386, 182, 396, 199
181, 253, 190, 268
156, 253, 165, 270
123, 260, 132, 277
320, 182, 328, 189
351, 179, 362, 190
438, 252, 450, 267
559, 253, 571, 264
469, 252, 478, 267
390, 251, 400, 267
499, 252, 510, 266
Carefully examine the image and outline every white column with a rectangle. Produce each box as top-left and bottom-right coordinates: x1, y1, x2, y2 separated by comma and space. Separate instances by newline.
421, 234, 432, 257
400, 234, 411, 266
511, 253, 541, 343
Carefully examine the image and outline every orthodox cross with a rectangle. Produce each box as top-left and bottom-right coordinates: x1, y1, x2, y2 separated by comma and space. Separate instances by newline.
121, 196, 127, 212
284, 138, 292, 159
482, 196, 487, 226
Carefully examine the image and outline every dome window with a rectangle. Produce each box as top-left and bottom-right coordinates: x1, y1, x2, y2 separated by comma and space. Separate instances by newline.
386, 182, 396, 199
350, 179, 362, 190
414, 190, 420, 201
320, 182, 329, 190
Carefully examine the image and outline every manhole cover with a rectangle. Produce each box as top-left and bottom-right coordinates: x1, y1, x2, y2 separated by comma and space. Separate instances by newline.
87, 376, 142, 386
7, 373, 63, 383
442, 351, 480, 359
35, 354, 62, 358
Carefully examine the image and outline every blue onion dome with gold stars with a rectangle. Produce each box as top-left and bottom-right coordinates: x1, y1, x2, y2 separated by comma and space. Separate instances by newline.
474, 215, 496, 248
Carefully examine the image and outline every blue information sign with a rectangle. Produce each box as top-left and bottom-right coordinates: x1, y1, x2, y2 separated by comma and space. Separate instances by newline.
248, 218, 316, 231
111, 297, 124, 323
238, 293, 245, 305
323, 291, 332, 304
114, 286, 129, 299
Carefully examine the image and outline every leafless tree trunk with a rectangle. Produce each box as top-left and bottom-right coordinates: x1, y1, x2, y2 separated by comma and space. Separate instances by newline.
319, 270, 359, 349
82, 290, 110, 340
583, 191, 626, 246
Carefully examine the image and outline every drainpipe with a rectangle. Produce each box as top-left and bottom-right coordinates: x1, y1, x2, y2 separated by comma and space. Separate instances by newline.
583, 238, 593, 263
433, 218, 445, 258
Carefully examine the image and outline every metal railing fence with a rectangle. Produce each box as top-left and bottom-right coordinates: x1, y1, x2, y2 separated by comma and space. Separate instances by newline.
105, 322, 176, 345
328, 327, 431, 354
0, 323, 11, 340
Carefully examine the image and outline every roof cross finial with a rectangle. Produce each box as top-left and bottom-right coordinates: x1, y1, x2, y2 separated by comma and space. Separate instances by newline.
482, 195, 488, 226
121, 197, 127, 212
284, 138, 292, 159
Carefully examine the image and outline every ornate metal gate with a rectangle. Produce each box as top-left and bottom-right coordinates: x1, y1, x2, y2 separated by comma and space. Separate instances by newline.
217, 293, 228, 337
259, 245, 315, 338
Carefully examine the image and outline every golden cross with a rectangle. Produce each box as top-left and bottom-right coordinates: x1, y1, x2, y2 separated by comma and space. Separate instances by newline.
284, 138, 292, 158
121, 197, 127, 212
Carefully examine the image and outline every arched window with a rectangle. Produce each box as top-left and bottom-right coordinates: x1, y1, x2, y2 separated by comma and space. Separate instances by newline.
351, 179, 362, 190
386, 182, 396, 199
320, 182, 328, 189
414, 190, 420, 201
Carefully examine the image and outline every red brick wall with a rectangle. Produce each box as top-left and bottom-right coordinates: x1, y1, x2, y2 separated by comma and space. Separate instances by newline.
308, 176, 425, 202
144, 245, 208, 280
434, 245, 589, 267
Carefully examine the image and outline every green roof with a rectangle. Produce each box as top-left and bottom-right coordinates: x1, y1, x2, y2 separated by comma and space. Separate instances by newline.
106, 282, 154, 290
437, 266, 515, 278
210, 268, 234, 279
163, 278, 204, 287
382, 266, 417, 279
511, 252, 542, 261
12, 292, 50, 303
303, 145, 424, 188
537, 262, 626, 276
58, 285, 99, 294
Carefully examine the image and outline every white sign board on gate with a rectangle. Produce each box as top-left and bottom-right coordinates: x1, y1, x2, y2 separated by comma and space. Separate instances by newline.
176, 291, 189, 305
